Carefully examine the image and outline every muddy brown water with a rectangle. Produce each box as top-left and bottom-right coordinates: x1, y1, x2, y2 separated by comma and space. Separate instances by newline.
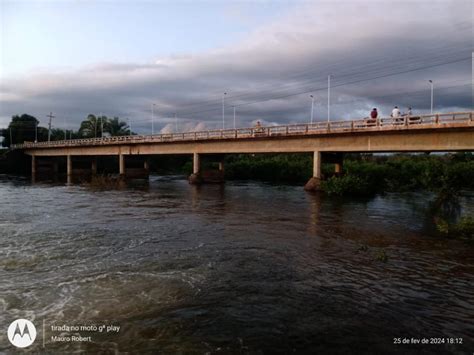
0, 175, 472, 354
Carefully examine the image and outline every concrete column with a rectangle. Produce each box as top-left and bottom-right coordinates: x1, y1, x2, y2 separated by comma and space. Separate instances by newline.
334, 153, 343, 175
31, 155, 36, 180
119, 154, 125, 176
91, 158, 97, 175
313, 151, 321, 178
193, 153, 200, 174
189, 153, 202, 184
67, 155, 72, 184
52, 159, 59, 181
53, 159, 59, 175
144, 159, 150, 172
304, 151, 322, 191
218, 161, 224, 172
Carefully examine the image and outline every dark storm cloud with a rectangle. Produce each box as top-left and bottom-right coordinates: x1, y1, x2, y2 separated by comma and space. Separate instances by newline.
0, 0, 472, 133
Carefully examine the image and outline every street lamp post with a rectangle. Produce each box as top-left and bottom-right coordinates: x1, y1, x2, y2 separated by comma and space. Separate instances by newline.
151, 104, 155, 135
327, 75, 331, 122
46, 112, 55, 142
222, 92, 227, 130
233, 106, 236, 129
100, 112, 103, 138
310, 95, 315, 124
429, 80, 434, 114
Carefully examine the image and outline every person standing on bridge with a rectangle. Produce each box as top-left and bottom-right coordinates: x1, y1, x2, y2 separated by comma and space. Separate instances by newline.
391, 106, 401, 120
370, 108, 378, 119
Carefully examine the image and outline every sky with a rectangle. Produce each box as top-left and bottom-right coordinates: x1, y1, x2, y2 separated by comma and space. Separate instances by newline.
0, 0, 472, 133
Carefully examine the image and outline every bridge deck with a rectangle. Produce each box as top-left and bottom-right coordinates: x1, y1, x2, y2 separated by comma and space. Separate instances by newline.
11, 112, 473, 150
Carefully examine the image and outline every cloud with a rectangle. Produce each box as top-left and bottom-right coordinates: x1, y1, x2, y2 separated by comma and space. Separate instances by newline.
0, 0, 472, 132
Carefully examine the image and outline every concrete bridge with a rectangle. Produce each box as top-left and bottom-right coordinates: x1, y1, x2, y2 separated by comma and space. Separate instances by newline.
10, 111, 474, 189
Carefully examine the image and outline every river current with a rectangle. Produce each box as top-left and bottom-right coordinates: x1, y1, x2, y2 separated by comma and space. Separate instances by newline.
0, 175, 472, 354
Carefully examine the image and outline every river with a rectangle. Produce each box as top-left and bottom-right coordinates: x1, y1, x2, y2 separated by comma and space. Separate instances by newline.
0, 175, 472, 354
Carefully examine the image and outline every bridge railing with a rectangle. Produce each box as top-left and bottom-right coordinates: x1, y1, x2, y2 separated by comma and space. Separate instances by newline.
10, 111, 473, 149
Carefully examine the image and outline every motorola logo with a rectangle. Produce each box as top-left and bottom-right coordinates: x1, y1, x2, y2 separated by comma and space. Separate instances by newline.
7, 319, 37, 348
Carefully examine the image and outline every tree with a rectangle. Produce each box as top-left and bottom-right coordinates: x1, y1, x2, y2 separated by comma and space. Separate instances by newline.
2, 114, 45, 147
49, 128, 67, 141
106, 117, 130, 136
79, 114, 102, 138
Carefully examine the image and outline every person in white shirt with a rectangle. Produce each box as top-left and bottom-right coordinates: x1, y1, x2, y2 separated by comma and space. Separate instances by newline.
391, 106, 401, 118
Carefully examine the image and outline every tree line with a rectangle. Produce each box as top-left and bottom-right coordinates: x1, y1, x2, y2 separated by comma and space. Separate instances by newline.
1, 113, 132, 147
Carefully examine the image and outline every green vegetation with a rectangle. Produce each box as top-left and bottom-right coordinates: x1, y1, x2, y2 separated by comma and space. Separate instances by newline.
436, 216, 474, 240
375, 249, 389, 263
1, 113, 132, 147
224, 154, 312, 183
320, 154, 474, 196
220, 153, 474, 194
79, 114, 131, 138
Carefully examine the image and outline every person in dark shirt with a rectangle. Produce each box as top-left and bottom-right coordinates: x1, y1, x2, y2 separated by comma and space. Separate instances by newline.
370, 108, 378, 119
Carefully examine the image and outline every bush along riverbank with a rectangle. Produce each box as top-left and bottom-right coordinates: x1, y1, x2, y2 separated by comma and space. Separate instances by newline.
222, 153, 474, 193
320, 153, 474, 196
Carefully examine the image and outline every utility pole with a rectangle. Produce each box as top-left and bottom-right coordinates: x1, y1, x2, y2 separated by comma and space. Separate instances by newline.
9, 127, 12, 146
174, 113, 178, 132
47, 112, 55, 142
222, 92, 227, 130
128, 118, 132, 136
310, 95, 315, 124
327, 75, 331, 122
64, 117, 67, 140
35, 120, 38, 142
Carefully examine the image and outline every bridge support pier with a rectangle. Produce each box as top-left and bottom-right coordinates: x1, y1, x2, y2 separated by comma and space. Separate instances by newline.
189, 152, 202, 184
67, 155, 72, 184
144, 159, 150, 173
91, 158, 97, 175
119, 154, 125, 177
304, 151, 322, 191
31, 155, 36, 182
334, 153, 344, 176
